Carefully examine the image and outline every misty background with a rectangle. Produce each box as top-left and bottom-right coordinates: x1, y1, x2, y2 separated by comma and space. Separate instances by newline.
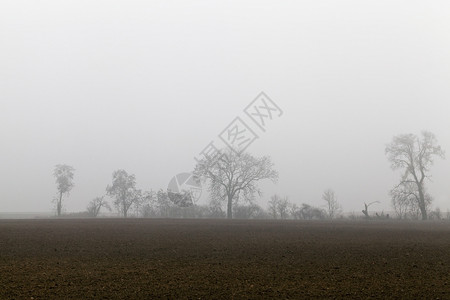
1, 1, 449, 214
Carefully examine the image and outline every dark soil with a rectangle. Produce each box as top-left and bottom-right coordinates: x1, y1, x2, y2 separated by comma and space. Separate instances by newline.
0, 219, 449, 299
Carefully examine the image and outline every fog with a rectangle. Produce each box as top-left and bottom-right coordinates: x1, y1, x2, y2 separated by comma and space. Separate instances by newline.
1, 1, 449, 214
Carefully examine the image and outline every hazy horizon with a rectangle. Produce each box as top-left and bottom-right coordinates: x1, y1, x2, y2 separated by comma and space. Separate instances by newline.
1, 1, 449, 214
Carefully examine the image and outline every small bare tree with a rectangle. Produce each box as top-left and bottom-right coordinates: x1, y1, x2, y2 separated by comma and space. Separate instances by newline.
267, 195, 279, 219
362, 201, 380, 218
87, 196, 111, 217
268, 195, 291, 219
53, 164, 75, 216
386, 131, 445, 220
194, 149, 278, 219
322, 189, 342, 220
278, 197, 291, 219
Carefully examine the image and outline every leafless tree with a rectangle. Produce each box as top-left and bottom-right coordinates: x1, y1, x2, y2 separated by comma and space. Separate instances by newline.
267, 195, 279, 219
87, 196, 111, 217
362, 201, 380, 218
194, 149, 278, 219
277, 197, 291, 219
106, 169, 142, 218
268, 195, 291, 219
53, 164, 75, 216
322, 189, 342, 219
289, 203, 300, 219
386, 131, 445, 220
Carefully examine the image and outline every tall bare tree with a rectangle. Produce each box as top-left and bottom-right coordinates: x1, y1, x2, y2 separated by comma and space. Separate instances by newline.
106, 169, 142, 218
322, 189, 342, 220
386, 131, 445, 220
194, 149, 278, 219
53, 164, 75, 216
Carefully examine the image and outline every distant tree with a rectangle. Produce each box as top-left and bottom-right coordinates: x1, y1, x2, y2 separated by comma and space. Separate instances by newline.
298, 203, 326, 220
194, 149, 278, 219
429, 207, 442, 220
362, 201, 380, 218
53, 164, 75, 216
322, 189, 342, 220
106, 169, 142, 218
267, 195, 279, 219
290, 203, 300, 220
277, 197, 290, 219
87, 196, 111, 217
268, 194, 291, 219
386, 131, 445, 220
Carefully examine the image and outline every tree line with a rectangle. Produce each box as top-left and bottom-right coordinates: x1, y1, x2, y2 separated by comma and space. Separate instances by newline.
52, 131, 446, 220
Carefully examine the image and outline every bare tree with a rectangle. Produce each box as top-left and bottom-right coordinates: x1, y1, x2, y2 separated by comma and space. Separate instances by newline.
362, 201, 380, 218
322, 189, 342, 219
194, 149, 278, 219
106, 169, 142, 218
53, 164, 75, 216
268, 195, 280, 219
87, 196, 111, 217
289, 203, 300, 220
386, 131, 445, 220
268, 195, 291, 219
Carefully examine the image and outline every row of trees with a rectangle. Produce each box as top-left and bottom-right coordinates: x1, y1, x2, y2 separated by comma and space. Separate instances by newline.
53, 163, 342, 219
52, 131, 446, 220
268, 191, 342, 220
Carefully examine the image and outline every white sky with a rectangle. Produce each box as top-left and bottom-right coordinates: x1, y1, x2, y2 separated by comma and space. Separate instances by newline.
1, 1, 449, 213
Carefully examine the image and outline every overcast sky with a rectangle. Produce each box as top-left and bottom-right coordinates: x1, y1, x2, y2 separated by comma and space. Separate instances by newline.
1, 1, 449, 214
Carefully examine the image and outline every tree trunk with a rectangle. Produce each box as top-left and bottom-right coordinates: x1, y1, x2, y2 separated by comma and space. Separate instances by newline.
417, 185, 427, 220
57, 192, 63, 217
227, 194, 233, 219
